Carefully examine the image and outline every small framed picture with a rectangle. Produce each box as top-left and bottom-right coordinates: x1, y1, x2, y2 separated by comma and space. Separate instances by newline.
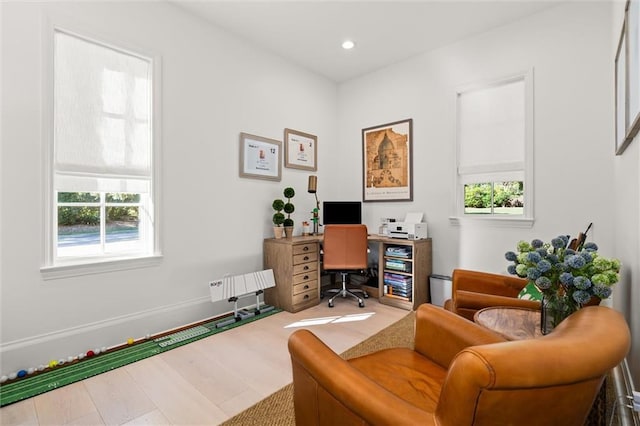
362, 119, 413, 202
284, 128, 317, 171
239, 132, 281, 181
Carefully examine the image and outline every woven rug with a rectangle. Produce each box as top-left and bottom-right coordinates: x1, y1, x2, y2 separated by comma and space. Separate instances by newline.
220, 311, 415, 426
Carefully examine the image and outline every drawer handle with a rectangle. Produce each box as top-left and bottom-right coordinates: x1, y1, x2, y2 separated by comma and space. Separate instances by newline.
304, 284, 309, 289
303, 265, 309, 270
303, 256, 309, 261
303, 246, 309, 251
304, 294, 309, 300
303, 275, 309, 280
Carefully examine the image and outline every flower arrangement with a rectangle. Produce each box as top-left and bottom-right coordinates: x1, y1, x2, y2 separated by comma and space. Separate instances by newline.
505, 235, 620, 330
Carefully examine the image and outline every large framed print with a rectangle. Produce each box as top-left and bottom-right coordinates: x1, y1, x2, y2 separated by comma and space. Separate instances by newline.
627, 0, 640, 145
239, 132, 281, 181
284, 128, 317, 171
616, 18, 629, 155
362, 119, 413, 202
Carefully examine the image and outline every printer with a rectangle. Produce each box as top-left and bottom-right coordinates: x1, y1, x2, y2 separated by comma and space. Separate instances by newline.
389, 212, 428, 240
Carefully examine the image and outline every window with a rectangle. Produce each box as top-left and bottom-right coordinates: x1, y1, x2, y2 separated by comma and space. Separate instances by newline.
43, 28, 160, 275
455, 71, 533, 222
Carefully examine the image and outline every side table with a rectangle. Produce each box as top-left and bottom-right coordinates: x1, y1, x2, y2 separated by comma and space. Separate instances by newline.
474, 306, 541, 340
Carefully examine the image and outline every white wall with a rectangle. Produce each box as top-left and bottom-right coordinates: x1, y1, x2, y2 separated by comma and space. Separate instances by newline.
338, 2, 638, 383
611, 0, 640, 388
0, 2, 337, 374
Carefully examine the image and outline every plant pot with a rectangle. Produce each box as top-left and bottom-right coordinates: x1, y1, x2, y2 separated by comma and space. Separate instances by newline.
273, 226, 284, 239
284, 226, 294, 239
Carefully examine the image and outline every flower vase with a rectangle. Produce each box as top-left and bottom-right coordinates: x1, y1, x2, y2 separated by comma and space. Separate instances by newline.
541, 293, 579, 335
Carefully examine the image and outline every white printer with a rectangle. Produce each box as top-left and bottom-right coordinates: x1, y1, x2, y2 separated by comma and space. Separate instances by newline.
388, 212, 428, 240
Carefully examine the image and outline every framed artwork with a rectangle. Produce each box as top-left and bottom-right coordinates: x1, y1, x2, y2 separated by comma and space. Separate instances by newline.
615, 17, 628, 155
627, 0, 640, 145
239, 132, 281, 181
362, 119, 413, 202
284, 128, 317, 171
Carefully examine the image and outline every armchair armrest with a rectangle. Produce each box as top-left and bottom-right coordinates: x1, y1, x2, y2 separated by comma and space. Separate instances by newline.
288, 329, 434, 425
455, 290, 541, 312
414, 304, 505, 369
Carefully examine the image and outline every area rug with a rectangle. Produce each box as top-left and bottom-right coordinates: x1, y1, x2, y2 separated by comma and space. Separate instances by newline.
220, 311, 415, 426
0, 308, 281, 407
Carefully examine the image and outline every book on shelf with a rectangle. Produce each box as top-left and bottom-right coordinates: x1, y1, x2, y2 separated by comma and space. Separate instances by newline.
385, 246, 412, 258
383, 292, 411, 302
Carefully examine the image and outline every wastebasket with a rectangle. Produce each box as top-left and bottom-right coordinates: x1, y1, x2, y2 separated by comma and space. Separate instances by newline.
429, 274, 452, 307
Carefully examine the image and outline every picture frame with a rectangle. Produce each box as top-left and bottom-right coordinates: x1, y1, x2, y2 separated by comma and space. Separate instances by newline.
626, 0, 640, 145
615, 16, 629, 155
284, 128, 317, 171
362, 119, 413, 202
239, 132, 281, 181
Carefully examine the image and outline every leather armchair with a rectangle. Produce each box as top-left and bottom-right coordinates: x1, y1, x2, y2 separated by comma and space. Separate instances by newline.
288, 304, 630, 426
444, 268, 540, 321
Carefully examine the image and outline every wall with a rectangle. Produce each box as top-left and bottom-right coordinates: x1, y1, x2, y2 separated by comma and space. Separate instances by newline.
337, 3, 639, 383
0, 2, 337, 374
611, 0, 640, 388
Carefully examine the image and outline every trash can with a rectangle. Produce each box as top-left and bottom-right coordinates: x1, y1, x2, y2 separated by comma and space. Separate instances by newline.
429, 274, 452, 307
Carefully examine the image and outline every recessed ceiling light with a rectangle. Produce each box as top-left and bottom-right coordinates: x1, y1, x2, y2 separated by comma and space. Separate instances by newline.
342, 40, 355, 50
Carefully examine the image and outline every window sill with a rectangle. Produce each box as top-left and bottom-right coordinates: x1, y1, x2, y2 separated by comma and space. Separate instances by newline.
41, 254, 163, 280
449, 216, 534, 228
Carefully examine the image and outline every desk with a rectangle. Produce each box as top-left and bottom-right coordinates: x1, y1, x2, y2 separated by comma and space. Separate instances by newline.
263, 235, 432, 312
474, 306, 541, 340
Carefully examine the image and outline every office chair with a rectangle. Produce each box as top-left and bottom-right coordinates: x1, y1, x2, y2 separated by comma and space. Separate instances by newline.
322, 224, 369, 308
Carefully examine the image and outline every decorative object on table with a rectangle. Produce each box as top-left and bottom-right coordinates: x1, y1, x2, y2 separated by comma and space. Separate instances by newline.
505, 227, 621, 334
284, 128, 317, 171
283, 187, 295, 238
239, 132, 281, 181
616, 0, 640, 155
307, 175, 320, 235
362, 118, 413, 202
272, 198, 285, 239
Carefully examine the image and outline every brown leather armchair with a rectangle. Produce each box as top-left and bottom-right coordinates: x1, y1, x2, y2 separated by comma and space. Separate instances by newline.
444, 268, 540, 321
288, 304, 630, 426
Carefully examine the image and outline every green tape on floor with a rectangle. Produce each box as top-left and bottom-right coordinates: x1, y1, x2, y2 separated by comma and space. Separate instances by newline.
0, 308, 281, 407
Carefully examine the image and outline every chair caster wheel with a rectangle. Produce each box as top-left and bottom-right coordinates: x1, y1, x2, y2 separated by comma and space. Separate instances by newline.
328, 302, 334, 308
359, 302, 365, 308
363, 293, 369, 299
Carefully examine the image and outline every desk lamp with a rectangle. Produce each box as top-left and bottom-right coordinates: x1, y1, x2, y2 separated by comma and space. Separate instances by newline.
308, 175, 320, 235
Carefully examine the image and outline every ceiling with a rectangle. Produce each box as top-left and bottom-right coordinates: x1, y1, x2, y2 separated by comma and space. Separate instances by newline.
172, 0, 565, 83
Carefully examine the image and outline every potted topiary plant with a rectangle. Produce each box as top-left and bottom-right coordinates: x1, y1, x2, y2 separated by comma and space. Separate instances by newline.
283, 187, 295, 238
272, 198, 285, 239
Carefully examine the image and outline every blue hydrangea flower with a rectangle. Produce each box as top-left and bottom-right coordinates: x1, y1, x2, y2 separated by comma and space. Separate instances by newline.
573, 290, 592, 305
535, 276, 552, 290
565, 249, 576, 256
583, 242, 598, 252
546, 253, 559, 264
566, 255, 586, 269
505, 251, 518, 261
536, 248, 548, 257
531, 239, 544, 249
573, 276, 592, 290
526, 267, 541, 280
580, 252, 593, 263
551, 237, 566, 249
537, 259, 552, 273
559, 272, 574, 285
559, 235, 569, 246
526, 252, 542, 263
507, 264, 517, 275
593, 285, 612, 299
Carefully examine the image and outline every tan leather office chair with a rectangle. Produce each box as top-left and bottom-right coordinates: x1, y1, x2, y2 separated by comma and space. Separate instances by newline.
288, 304, 631, 426
322, 224, 369, 308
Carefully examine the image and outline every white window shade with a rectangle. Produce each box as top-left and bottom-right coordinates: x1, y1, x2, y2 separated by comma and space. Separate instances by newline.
458, 79, 525, 175
54, 31, 151, 181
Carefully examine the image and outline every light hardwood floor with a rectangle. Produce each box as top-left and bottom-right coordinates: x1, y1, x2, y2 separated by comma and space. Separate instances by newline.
0, 299, 408, 426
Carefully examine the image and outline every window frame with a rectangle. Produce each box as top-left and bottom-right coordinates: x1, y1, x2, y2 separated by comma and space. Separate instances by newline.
451, 69, 534, 228
41, 22, 162, 280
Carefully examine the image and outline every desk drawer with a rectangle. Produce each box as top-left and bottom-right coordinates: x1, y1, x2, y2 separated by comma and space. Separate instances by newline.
293, 251, 317, 265
293, 261, 317, 275
293, 243, 317, 256
293, 279, 318, 295
292, 288, 318, 306
293, 270, 316, 285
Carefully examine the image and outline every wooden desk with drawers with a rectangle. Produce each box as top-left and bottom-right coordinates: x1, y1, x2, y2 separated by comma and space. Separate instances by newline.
263, 235, 432, 313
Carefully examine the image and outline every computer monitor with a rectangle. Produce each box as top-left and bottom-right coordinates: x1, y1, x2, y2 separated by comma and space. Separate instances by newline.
322, 201, 362, 225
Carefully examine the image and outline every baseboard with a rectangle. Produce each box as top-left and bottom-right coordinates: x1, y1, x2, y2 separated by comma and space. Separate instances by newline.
612, 359, 640, 426
0, 295, 254, 376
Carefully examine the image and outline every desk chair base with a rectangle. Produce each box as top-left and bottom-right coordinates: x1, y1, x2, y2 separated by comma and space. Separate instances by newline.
325, 272, 368, 308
